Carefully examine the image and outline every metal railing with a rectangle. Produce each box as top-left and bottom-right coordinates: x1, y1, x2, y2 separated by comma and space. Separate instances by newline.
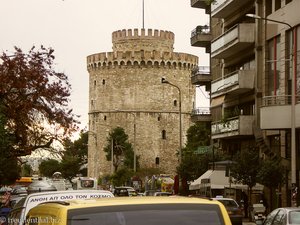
191, 25, 211, 37
262, 95, 300, 107
191, 107, 211, 115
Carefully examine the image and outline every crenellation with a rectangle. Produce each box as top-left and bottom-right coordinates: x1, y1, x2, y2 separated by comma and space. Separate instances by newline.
87, 50, 198, 69
112, 28, 174, 41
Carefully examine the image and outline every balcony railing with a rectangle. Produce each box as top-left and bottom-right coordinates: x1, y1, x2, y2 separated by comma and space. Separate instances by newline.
211, 0, 253, 18
211, 70, 255, 97
260, 95, 300, 129
191, 107, 212, 122
191, 25, 212, 49
262, 95, 300, 107
211, 23, 255, 59
192, 107, 211, 115
211, 115, 254, 138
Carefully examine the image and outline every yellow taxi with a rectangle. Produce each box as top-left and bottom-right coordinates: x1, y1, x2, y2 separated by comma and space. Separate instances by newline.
25, 196, 232, 225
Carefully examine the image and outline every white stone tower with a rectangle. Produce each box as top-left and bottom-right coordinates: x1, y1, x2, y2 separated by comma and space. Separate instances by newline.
87, 28, 198, 179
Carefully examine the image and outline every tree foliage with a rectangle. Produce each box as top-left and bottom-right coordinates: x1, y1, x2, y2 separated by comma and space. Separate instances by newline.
257, 158, 285, 188
0, 108, 21, 185
22, 164, 33, 177
110, 168, 133, 187
103, 127, 135, 171
177, 122, 213, 182
0, 46, 79, 157
60, 131, 88, 181
39, 159, 61, 177
231, 147, 261, 189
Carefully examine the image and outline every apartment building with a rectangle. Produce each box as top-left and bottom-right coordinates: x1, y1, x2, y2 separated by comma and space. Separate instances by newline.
191, 0, 300, 207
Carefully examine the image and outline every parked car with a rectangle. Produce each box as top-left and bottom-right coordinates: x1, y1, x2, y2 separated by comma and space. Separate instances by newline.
7, 189, 114, 225
263, 207, 300, 225
25, 196, 232, 225
113, 186, 138, 196
212, 197, 243, 225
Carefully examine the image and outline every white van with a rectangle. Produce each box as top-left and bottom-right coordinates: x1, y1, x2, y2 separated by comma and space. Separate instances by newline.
7, 189, 114, 225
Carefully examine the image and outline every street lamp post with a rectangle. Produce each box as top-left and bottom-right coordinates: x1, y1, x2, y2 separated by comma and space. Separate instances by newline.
246, 14, 297, 205
161, 78, 182, 163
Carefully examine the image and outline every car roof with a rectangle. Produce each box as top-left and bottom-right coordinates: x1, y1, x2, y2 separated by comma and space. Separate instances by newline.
34, 196, 227, 210
27, 197, 232, 225
9, 189, 114, 220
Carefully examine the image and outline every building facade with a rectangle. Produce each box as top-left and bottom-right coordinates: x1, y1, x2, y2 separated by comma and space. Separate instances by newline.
191, 0, 300, 206
87, 29, 198, 179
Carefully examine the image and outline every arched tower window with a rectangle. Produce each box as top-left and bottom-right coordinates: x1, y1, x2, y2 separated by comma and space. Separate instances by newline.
104, 115, 107, 121
155, 157, 160, 165
102, 79, 105, 85
94, 80, 97, 88
162, 130, 166, 139
173, 100, 177, 107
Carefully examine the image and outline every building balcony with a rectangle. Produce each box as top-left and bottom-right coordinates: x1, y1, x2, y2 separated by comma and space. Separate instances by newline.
260, 95, 300, 129
211, 23, 255, 59
211, 70, 255, 98
191, 0, 211, 14
191, 66, 211, 91
211, 0, 253, 18
191, 107, 212, 123
191, 26, 212, 52
211, 115, 254, 139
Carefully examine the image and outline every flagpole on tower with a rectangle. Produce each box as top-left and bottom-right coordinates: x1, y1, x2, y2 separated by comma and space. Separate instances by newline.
142, 0, 145, 29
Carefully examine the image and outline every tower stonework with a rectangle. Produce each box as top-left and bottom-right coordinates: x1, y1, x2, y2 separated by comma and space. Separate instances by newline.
87, 28, 198, 179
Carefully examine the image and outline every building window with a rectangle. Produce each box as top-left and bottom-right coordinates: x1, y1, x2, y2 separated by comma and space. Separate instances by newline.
94, 80, 97, 87
269, 135, 281, 156
157, 116, 161, 121
275, 0, 281, 11
104, 115, 107, 121
268, 35, 281, 96
162, 130, 166, 139
266, 1, 272, 16
102, 79, 105, 85
286, 26, 300, 98
285, 132, 291, 159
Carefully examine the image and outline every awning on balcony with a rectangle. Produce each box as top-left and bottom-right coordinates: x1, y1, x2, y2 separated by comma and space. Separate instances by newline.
211, 95, 225, 108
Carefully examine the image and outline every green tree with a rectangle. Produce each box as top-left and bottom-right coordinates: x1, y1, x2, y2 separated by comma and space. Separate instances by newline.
231, 147, 261, 205
0, 108, 21, 185
0, 46, 79, 157
177, 123, 210, 194
39, 159, 61, 177
60, 130, 88, 181
257, 158, 285, 210
22, 164, 33, 177
110, 168, 133, 187
103, 127, 135, 171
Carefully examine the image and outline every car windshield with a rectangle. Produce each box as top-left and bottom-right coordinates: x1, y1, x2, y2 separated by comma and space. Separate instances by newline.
67, 204, 225, 225
289, 210, 300, 224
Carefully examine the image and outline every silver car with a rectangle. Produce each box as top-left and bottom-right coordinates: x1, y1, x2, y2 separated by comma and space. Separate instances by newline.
263, 207, 300, 225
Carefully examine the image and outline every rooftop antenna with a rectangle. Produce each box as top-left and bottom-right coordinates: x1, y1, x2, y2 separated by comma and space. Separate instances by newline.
142, 0, 145, 29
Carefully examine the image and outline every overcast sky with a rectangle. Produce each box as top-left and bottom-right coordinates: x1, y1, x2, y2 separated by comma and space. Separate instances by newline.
0, 0, 209, 132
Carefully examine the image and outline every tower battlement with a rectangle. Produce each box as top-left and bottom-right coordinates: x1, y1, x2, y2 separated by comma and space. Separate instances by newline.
112, 29, 174, 41
87, 50, 198, 70
112, 29, 175, 52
